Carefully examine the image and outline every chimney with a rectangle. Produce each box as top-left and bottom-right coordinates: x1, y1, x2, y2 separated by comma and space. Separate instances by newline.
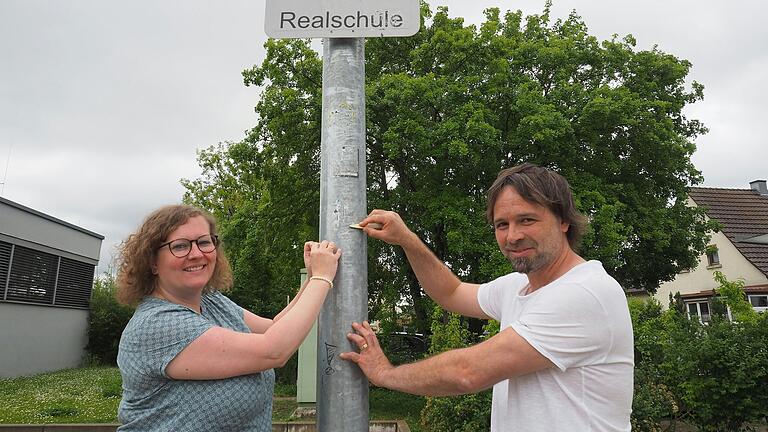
750, 179, 768, 195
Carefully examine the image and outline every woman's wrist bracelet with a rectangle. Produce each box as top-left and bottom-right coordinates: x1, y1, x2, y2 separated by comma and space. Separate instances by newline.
309, 276, 333, 289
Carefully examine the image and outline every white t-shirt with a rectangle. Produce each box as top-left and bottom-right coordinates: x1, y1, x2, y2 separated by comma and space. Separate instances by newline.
477, 260, 633, 432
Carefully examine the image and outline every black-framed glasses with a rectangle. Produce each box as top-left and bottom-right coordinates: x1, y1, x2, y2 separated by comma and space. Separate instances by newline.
158, 234, 219, 258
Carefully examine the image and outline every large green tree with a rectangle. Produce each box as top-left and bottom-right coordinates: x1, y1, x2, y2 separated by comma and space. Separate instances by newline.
183, 3, 713, 334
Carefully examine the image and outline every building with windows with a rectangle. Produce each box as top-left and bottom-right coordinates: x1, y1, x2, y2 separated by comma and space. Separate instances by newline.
0, 197, 103, 378
655, 180, 768, 321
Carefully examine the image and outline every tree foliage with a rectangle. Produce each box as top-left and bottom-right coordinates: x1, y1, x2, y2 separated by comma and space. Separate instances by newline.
182, 38, 323, 317
183, 2, 713, 335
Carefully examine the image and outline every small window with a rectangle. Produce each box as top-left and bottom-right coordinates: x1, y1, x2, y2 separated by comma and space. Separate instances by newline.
686, 300, 711, 323
706, 245, 720, 267
749, 295, 768, 312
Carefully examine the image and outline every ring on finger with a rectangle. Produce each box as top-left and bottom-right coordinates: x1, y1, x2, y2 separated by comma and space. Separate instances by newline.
361, 343, 369, 351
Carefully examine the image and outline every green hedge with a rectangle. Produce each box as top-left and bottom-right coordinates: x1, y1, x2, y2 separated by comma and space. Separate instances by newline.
86, 274, 134, 365
418, 306, 492, 431
630, 296, 768, 432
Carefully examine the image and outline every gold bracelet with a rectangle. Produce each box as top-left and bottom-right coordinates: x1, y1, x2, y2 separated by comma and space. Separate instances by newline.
309, 276, 334, 289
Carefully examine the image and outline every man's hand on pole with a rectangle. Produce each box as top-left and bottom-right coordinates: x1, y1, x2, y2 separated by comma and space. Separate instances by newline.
339, 321, 394, 388
357, 210, 415, 247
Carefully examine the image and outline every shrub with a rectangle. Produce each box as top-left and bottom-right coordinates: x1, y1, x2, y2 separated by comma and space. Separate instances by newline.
629, 281, 768, 432
663, 313, 768, 431
421, 391, 492, 432
86, 272, 300, 383
631, 292, 768, 431
629, 297, 667, 367
86, 274, 134, 365
629, 298, 681, 430
631, 368, 678, 432
419, 306, 492, 431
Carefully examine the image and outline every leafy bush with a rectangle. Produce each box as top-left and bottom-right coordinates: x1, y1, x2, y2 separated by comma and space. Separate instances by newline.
86, 272, 300, 384
630, 290, 768, 432
657, 273, 768, 431
421, 391, 492, 432
663, 313, 768, 431
419, 306, 492, 431
629, 298, 681, 431
629, 297, 667, 367
419, 278, 768, 432
631, 367, 678, 432
86, 274, 135, 365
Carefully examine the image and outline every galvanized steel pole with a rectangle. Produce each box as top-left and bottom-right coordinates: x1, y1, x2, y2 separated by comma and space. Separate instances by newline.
317, 37, 369, 431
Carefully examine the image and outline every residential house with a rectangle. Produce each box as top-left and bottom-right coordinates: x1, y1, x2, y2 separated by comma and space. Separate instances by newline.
655, 180, 768, 321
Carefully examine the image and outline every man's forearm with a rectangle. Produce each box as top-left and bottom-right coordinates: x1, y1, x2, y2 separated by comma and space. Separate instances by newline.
400, 233, 463, 306
378, 347, 479, 397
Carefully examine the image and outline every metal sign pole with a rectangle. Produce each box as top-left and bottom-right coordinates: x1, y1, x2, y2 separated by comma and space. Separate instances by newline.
263, 3, 418, 429
317, 36, 369, 431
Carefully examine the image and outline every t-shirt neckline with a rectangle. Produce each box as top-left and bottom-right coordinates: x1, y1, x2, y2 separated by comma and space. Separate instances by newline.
517, 260, 597, 297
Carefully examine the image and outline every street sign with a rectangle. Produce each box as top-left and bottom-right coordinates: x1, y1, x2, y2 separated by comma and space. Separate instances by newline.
265, 0, 420, 38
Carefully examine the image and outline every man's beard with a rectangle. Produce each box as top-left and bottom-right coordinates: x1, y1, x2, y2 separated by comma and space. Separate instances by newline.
509, 253, 552, 274
505, 240, 554, 274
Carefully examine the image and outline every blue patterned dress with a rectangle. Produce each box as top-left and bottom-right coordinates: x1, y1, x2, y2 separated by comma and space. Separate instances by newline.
117, 292, 275, 431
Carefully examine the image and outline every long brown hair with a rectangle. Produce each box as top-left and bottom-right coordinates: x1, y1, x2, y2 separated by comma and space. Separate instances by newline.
116, 205, 233, 306
486, 163, 587, 250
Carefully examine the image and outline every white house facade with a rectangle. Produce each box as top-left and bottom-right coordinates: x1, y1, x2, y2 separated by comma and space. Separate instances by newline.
655, 180, 768, 321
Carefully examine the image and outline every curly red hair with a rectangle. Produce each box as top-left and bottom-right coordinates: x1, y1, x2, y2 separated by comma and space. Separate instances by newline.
116, 205, 233, 306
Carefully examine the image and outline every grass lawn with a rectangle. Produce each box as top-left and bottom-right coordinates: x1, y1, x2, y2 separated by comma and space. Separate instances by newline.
0, 367, 121, 424
0, 367, 426, 431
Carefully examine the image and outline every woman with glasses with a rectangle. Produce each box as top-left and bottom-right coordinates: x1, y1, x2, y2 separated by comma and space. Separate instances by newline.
114, 205, 341, 431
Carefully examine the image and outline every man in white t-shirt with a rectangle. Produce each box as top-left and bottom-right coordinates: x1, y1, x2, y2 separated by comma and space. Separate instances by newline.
340, 163, 634, 431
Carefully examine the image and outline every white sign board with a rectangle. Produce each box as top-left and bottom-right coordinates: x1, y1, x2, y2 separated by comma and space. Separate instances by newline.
265, 0, 421, 38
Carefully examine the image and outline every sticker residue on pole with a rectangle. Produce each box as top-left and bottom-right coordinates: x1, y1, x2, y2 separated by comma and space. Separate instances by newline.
330, 102, 359, 177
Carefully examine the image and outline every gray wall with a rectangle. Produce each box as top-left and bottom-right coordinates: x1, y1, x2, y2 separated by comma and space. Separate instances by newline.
1, 197, 102, 378
0, 302, 89, 378
0, 198, 102, 263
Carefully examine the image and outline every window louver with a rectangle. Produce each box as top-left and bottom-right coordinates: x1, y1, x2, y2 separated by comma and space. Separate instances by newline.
0, 240, 95, 309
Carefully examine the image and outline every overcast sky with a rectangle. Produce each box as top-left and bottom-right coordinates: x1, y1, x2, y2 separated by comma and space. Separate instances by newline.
1, 0, 765, 274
